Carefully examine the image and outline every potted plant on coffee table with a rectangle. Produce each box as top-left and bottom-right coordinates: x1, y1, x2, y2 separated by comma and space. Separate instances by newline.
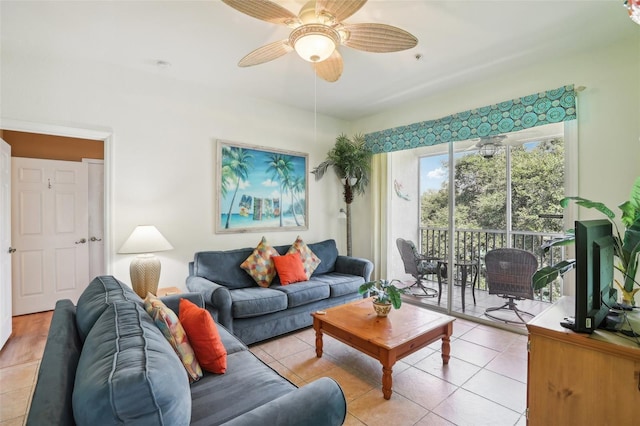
359, 279, 409, 317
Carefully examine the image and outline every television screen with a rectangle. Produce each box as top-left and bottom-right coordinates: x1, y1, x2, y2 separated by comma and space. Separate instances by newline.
571, 219, 615, 333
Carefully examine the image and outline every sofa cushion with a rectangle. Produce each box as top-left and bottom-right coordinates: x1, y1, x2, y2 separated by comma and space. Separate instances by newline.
73, 301, 191, 426
307, 239, 339, 276
230, 288, 288, 319
240, 237, 280, 287
190, 350, 296, 425
271, 281, 330, 308
287, 236, 321, 279
144, 294, 203, 382
179, 298, 227, 374
75, 275, 141, 342
273, 252, 307, 285
310, 273, 366, 298
193, 248, 259, 289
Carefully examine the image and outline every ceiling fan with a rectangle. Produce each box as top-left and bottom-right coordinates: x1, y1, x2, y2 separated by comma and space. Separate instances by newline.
222, 0, 418, 82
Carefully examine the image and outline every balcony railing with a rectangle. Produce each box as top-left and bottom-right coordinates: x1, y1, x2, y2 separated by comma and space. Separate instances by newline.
419, 226, 567, 302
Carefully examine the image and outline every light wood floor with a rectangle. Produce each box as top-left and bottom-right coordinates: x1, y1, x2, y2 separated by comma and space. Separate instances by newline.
0, 312, 52, 369
0, 311, 52, 426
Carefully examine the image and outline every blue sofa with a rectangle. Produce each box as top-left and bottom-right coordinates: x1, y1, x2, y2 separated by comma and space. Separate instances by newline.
187, 239, 374, 344
27, 276, 347, 426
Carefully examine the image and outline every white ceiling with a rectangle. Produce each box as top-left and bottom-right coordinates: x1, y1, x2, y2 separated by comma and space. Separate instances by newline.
1, 1, 637, 121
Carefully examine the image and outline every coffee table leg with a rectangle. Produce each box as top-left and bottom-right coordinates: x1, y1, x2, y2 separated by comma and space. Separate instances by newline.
382, 365, 393, 399
313, 318, 323, 358
441, 322, 453, 364
380, 351, 396, 399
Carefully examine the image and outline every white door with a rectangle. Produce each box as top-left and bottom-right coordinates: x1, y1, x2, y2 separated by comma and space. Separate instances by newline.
0, 140, 11, 348
85, 159, 105, 279
12, 158, 89, 315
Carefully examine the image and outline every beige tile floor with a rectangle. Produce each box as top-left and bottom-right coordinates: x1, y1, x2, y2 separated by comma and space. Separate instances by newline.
1, 313, 529, 426
250, 317, 528, 426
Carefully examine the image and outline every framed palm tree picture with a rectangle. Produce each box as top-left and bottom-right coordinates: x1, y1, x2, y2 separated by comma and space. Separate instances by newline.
216, 140, 308, 233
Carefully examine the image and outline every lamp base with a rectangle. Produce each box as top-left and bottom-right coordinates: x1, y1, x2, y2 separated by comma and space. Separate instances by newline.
130, 254, 161, 298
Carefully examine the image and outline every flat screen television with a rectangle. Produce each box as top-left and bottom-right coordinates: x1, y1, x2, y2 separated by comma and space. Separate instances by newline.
569, 219, 616, 333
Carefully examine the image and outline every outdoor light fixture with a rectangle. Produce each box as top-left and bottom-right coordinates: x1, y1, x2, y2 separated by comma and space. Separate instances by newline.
479, 142, 499, 158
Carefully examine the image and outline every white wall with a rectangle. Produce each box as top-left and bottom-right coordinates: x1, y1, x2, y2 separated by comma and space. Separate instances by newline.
3, 34, 639, 292
352, 36, 640, 268
1, 52, 351, 290
387, 149, 421, 281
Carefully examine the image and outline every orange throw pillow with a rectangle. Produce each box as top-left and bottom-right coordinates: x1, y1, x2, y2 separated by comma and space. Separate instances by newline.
273, 252, 308, 285
178, 298, 227, 374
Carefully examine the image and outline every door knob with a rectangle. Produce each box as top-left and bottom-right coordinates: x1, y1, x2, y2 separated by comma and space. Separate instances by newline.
90, 236, 102, 242
8, 247, 16, 253
75, 238, 87, 244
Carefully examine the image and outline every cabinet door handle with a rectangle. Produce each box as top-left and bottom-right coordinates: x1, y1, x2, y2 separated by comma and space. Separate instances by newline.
8, 247, 16, 254
90, 237, 102, 242
75, 238, 87, 244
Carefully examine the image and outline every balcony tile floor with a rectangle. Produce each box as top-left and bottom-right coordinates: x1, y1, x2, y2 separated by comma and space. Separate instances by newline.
399, 278, 552, 331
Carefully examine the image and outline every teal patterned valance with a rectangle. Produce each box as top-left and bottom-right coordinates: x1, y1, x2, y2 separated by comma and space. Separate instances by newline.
364, 85, 576, 154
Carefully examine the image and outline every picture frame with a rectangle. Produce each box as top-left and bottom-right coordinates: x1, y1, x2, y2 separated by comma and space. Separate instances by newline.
215, 140, 309, 233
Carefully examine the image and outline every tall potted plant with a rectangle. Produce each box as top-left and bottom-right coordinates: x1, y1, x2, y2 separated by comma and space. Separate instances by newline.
311, 134, 372, 256
532, 177, 640, 305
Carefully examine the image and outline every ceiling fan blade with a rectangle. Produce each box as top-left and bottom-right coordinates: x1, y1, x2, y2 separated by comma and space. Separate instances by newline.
222, 0, 300, 26
313, 49, 343, 82
341, 23, 418, 52
315, 0, 367, 22
238, 40, 293, 67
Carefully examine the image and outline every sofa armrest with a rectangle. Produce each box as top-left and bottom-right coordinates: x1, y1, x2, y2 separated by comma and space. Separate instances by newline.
186, 275, 233, 332
27, 299, 82, 426
335, 256, 374, 282
160, 292, 204, 313
221, 378, 347, 426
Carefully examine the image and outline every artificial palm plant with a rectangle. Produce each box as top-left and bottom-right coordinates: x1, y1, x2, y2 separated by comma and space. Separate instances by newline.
311, 134, 372, 256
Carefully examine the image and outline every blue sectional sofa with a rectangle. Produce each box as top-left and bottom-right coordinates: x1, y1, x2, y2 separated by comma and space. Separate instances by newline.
27, 276, 347, 426
187, 239, 374, 344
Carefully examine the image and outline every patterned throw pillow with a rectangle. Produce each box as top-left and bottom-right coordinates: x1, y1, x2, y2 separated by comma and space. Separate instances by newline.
240, 236, 280, 287
287, 236, 321, 279
179, 298, 227, 374
144, 293, 203, 382
273, 253, 308, 285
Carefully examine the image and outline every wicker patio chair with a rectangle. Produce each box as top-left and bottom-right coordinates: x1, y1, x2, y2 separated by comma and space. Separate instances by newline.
396, 238, 443, 298
484, 248, 538, 324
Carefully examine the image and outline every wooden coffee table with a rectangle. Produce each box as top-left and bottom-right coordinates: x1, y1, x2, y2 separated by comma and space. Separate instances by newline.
311, 297, 455, 399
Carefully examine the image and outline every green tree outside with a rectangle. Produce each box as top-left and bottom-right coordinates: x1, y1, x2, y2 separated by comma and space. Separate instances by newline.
421, 139, 565, 233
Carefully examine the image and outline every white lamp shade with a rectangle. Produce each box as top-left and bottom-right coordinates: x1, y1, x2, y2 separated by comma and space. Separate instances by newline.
118, 225, 173, 254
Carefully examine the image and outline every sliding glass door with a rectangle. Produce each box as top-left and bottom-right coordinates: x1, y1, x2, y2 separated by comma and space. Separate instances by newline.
413, 124, 567, 325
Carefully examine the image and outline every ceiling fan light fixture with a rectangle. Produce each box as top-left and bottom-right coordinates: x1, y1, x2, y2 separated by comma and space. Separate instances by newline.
290, 24, 340, 62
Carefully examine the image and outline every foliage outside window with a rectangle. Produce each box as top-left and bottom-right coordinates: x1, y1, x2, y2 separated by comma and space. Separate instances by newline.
420, 139, 565, 233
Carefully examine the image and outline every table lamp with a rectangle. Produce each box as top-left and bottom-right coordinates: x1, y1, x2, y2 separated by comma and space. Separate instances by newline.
118, 225, 173, 297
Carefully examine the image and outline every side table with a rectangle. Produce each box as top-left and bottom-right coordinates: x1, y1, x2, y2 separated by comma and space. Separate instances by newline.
436, 260, 479, 311
156, 286, 182, 297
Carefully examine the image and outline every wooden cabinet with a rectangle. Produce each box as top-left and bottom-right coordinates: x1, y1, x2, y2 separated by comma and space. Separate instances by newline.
526, 297, 640, 425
